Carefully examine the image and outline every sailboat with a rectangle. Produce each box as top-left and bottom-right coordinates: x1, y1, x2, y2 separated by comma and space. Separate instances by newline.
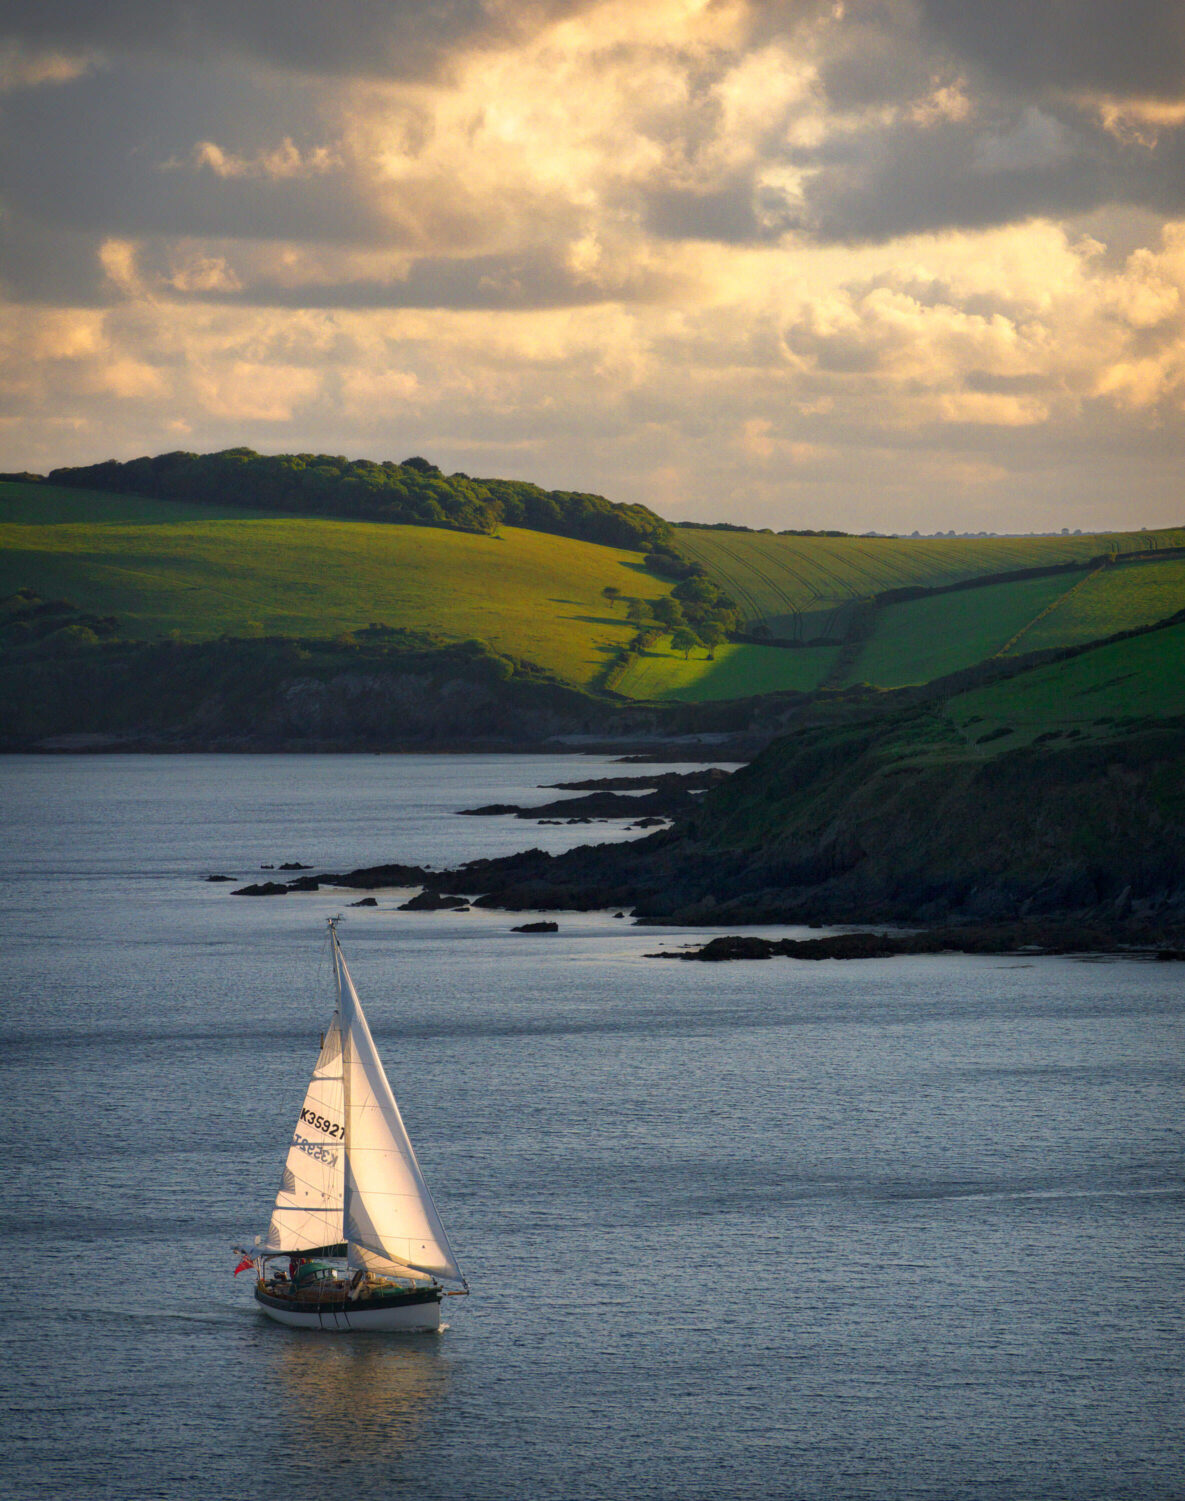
235, 918, 467, 1331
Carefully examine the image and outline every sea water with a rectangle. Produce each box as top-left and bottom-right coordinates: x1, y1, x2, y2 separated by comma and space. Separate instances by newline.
0, 754, 1181, 1501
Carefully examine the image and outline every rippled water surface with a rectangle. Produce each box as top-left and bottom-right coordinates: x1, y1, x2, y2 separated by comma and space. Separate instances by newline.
1, 754, 1182, 1500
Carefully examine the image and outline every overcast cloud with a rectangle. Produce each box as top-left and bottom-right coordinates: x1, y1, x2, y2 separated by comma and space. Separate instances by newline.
1, 0, 1183, 531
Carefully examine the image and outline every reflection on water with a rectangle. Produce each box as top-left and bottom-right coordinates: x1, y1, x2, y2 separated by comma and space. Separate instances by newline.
265, 1332, 452, 1465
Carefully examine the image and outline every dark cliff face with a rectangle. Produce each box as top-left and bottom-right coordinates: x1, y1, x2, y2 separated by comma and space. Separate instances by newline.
657, 719, 1185, 927
0, 628, 807, 754
0, 636, 665, 751
401, 713, 1184, 940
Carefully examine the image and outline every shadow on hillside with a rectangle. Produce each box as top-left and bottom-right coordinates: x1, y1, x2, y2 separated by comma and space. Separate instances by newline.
0, 490, 263, 527
760, 600, 856, 641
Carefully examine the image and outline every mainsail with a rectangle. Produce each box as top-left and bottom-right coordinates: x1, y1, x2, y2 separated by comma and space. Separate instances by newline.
334, 936, 464, 1284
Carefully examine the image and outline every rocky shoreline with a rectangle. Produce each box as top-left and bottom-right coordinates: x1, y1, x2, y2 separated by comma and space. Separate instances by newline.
226, 714, 1185, 959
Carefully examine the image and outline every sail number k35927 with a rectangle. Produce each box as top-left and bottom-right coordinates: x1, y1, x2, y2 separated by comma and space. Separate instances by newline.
299, 1107, 343, 1138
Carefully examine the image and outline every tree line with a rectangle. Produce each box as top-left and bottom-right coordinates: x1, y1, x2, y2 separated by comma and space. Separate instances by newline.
46, 449, 675, 554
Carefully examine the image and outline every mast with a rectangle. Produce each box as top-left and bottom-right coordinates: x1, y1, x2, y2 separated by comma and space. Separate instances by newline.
329, 915, 349, 1253
328, 914, 345, 1013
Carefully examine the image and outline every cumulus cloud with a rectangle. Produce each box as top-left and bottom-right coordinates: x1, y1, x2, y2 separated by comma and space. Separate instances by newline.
0, 0, 1183, 529
181, 139, 343, 180
0, 38, 97, 92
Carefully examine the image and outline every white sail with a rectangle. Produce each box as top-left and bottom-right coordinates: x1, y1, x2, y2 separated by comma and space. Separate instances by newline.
265, 1016, 346, 1251
335, 939, 464, 1284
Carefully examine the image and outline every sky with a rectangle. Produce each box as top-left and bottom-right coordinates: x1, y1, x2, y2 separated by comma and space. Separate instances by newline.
1, 0, 1184, 533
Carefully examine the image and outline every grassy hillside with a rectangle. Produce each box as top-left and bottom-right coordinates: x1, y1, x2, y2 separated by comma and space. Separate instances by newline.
0, 481, 843, 702
615, 614, 1185, 930
844, 556, 1185, 688
946, 618, 1185, 748
0, 481, 673, 689
401, 614, 1185, 941
1007, 556, 1185, 654
0, 478, 263, 525
5, 479, 1183, 706
854, 574, 1079, 687
675, 525, 1185, 638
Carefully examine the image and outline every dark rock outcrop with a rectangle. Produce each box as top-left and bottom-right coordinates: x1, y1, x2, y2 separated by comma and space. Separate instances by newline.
459, 768, 730, 822
648, 919, 1172, 961
543, 769, 732, 793
319, 862, 434, 889
398, 890, 471, 911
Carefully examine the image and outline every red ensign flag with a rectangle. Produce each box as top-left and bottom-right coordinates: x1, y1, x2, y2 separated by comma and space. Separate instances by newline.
233, 1256, 255, 1276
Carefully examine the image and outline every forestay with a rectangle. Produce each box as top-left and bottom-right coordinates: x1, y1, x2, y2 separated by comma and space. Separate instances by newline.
335, 939, 464, 1284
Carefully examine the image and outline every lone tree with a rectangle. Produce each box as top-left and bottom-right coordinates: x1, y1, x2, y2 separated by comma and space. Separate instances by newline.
671, 626, 701, 659
601, 586, 622, 609
697, 620, 726, 659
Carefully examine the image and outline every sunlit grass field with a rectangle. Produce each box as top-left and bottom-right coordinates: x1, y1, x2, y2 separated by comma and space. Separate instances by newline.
675, 525, 1185, 636
0, 482, 669, 688
614, 639, 839, 701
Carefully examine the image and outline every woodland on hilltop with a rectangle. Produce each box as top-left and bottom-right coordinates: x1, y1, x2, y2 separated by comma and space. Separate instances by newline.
45, 448, 674, 553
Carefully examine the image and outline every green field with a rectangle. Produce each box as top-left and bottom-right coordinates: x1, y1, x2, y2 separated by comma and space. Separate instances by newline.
947, 619, 1185, 747
853, 574, 1081, 688
614, 640, 839, 701
675, 526, 1185, 636
1005, 556, 1185, 654
851, 616, 1185, 775
0, 482, 673, 688
844, 557, 1185, 688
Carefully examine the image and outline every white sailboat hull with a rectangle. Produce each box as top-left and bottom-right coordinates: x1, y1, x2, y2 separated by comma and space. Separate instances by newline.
255, 1284, 443, 1332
